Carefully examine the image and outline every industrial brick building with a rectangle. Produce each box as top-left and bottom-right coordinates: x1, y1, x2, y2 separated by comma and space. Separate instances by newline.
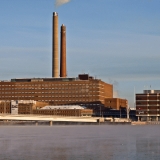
104, 98, 127, 110
17, 101, 48, 114
33, 105, 93, 117
136, 90, 160, 121
0, 101, 11, 114
0, 74, 130, 117
0, 100, 93, 117
33, 109, 92, 117
0, 74, 113, 109
0, 12, 130, 118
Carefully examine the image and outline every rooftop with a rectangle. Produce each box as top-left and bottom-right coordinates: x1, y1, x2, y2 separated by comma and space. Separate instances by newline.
40, 105, 86, 110
0, 74, 96, 82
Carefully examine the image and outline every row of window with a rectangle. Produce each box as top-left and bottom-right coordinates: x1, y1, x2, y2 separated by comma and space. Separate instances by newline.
0, 87, 100, 90
0, 94, 101, 96
0, 91, 95, 93
0, 97, 99, 101
0, 83, 98, 87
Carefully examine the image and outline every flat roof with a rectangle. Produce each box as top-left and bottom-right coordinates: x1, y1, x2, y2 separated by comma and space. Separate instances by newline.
11, 77, 77, 82
40, 105, 86, 110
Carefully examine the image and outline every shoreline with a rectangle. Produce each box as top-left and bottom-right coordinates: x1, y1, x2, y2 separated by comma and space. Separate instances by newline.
0, 121, 131, 126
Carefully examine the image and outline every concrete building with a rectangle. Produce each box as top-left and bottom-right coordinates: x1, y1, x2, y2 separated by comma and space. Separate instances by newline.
136, 90, 160, 121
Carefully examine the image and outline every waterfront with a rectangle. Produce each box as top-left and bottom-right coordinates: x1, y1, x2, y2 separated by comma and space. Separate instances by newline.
0, 125, 160, 160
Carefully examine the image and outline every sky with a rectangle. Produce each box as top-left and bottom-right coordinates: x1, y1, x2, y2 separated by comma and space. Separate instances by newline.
0, 0, 160, 108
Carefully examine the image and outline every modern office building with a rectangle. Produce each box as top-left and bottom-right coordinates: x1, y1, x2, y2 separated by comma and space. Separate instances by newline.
136, 90, 160, 121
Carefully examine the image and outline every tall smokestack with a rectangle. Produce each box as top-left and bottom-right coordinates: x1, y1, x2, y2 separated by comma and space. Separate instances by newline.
60, 24, 67, 77
52, 12, 59, 77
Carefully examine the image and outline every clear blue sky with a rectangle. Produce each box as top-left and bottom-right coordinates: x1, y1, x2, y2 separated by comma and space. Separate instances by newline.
0, 0, 160, 107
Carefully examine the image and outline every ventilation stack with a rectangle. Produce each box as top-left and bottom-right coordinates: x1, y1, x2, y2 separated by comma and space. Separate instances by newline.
52, 12, 59, 77
60, 24, 67, 77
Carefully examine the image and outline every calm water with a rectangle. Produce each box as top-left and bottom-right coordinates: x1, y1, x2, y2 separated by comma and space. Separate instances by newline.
0, 125, 160, 160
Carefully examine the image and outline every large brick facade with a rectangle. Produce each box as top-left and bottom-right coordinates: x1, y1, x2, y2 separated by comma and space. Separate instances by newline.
104, 98, 128, 110
0, 76, 113, 108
